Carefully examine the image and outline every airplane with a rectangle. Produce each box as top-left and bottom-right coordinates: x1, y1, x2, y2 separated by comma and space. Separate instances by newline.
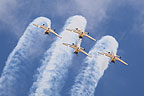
33, 24, 62, 38
98, 51, 128, 66
66, 28, 96, 41
63, 42, 92, 58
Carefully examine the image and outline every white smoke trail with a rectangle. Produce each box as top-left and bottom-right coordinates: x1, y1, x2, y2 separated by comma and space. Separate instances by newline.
71, 36, 118, 96
29, 15, 87, 96
0, 17, 51, 96
77, 38, 82, 48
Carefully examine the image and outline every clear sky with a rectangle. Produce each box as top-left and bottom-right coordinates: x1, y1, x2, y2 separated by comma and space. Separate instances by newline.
0, 0, 144, 96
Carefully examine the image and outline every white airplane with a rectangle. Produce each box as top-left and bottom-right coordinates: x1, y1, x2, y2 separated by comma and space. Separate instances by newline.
33, 24, 62, 38
66, 28, 96, 41
63, 39, 92, 57
98, 51, 128, 66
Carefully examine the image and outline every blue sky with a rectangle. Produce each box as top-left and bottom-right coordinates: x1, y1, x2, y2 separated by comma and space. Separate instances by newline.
0, 0, 144, 96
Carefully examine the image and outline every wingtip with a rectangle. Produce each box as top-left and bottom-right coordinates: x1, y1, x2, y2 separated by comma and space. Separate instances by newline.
62, 43, 67, 45
33, 24, 39, 27
93, 39, 96, 41
122, 62, 128, 66
66, 28, 72, 31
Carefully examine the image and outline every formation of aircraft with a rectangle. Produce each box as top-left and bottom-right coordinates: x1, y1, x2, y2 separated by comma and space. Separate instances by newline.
33, 24, 62, 38
33, 23, 128, 65
98, 51, 128, 66
66, 28, 96, 41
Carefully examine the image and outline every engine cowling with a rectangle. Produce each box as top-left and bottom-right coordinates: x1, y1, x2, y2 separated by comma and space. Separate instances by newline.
45, 32, 49, 34
74, 51, 78, 54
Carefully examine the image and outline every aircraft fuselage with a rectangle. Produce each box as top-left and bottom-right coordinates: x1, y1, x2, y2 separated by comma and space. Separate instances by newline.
79, 32, 84, 38
74, 47, 80, 54
111, 56, 116, 63
45, 28, 51, 34
40, 25, 51, 34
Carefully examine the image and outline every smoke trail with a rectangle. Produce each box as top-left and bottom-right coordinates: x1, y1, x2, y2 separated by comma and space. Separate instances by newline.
29, 15, 87, 96
71, 36, 118, 96
0, 17, 51, 96
77, 38, 82, 47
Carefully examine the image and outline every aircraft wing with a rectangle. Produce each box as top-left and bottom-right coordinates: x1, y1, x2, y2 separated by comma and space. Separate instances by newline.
115, 57, 128, 66
79, 49, 92, 58
33, 24, 40, 27
63, 43, 77, 49
51, 30, 62, 38
66, 29, 81, 34
83, 34, 96, 41
33, 24, 47, 30
98, 52, 113, 58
